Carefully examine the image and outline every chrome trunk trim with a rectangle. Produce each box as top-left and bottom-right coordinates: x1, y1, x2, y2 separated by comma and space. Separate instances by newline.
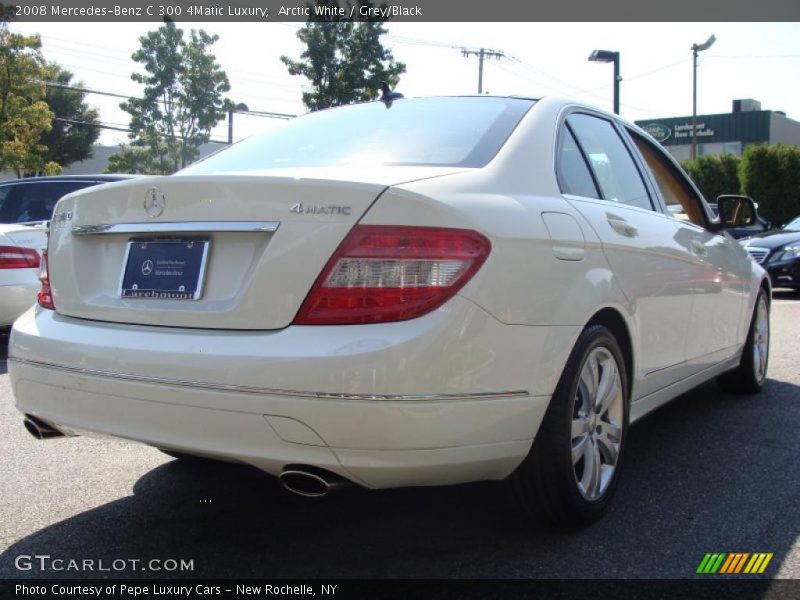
72, 221, 280, 235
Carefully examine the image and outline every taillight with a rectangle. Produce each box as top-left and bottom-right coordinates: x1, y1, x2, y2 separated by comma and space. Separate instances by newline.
294, 225, 491, 325
37, 249, 55, 310
0, 245, 40, 269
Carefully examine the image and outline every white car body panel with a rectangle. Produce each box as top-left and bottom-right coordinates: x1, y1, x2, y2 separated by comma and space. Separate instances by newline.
8, 96, 768, 490
0, 224, 47, 326
11, 297, 573, 487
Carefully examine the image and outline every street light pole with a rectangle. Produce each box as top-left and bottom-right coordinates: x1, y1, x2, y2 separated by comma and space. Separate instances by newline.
226, 102, 250, 145
588, 50, 621, 115
691, 34, 716, 160
612, 55, 620, 115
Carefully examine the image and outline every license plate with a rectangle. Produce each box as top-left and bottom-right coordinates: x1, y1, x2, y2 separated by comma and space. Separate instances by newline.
119, 238, 209, 300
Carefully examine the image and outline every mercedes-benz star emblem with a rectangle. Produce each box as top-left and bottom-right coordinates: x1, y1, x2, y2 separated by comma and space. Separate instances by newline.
141, 259, 154, 276
144, 187, 166, 218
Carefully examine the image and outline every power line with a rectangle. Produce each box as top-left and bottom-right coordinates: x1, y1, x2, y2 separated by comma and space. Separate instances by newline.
40, 80, 296, 119
571, 58, 690, 95
54, 117, 232, 145
42, 80, 130, 101
54, 117, 130, 134
706, 54, 800, 59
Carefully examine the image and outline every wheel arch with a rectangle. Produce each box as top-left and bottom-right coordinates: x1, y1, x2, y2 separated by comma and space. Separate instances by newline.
584, 307, 635, 399
760, 276, 772, 298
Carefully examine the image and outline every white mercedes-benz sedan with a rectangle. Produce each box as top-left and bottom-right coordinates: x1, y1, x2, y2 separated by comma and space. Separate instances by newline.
9, 96, 770, 526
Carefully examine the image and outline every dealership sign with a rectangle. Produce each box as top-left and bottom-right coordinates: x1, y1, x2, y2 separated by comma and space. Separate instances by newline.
641, 123, 671, 143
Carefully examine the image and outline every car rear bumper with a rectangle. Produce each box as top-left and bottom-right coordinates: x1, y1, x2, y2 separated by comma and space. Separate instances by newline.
9, 302, 574, 488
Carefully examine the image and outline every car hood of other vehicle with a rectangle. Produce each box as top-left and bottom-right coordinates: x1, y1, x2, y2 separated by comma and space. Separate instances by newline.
739, 229, 800, 249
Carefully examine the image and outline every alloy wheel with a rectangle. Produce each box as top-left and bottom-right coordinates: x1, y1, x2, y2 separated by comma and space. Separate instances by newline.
571, 347, 624, 501
753, 295, 770, 384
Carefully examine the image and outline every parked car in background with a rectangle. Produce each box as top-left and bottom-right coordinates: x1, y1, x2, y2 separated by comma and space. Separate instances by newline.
0, 175, 133, 226
740, 214, 800, 290
708, 200, 772, 239
8, 97, 770, 528
0, 175, 133, 327
0, 223, 45, 327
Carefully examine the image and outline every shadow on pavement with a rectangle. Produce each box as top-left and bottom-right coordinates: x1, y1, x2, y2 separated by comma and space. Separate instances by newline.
1, 380, 798, 579
773, 289, 800, 300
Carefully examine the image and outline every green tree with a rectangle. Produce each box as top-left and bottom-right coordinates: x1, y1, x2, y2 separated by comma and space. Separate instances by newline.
681, 154, 741, 203
281, 2, 406, 111
0, 4, 14, 23
739, 144, 800, 226
0, 24, 58, 176
32, 63, 101, 174
108, 20, 230, 175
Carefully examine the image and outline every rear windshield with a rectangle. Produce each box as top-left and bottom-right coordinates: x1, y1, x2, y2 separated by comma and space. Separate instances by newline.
180, 97, 534, 174
0, 180, 96, 224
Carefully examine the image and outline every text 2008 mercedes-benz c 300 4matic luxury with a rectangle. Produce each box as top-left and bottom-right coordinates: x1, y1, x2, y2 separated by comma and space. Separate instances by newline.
9, 96, 770, 526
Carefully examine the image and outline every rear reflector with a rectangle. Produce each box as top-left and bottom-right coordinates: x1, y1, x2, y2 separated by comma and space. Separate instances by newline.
0, 245, 40, 269
294, 225, 491, 325
37, 250, 55, 310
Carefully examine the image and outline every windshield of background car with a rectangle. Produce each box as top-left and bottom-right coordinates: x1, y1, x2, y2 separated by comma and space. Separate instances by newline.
0, 181, 96, 224
181, 97, 535, 174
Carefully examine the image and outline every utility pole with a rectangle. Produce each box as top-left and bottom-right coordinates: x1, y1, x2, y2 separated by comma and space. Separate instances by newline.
691, 34, 716, 160
462, 48, 505, 94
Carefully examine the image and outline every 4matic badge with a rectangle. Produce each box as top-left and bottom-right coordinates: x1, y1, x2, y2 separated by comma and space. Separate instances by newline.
290, 203, 352, 216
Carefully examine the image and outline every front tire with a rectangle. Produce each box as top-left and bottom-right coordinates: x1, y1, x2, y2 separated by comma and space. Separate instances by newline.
716, 288, 770, 394
511, 325, 629, 528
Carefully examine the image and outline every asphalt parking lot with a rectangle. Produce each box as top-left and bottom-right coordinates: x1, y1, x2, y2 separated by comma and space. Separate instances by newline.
1, 293, 798, 580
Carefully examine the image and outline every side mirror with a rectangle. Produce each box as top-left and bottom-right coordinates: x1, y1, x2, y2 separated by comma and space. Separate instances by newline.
715, 195, 757, 229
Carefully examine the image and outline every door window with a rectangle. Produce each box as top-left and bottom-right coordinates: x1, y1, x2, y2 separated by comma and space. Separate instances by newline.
567, 114, 652, 211
556, 126, 600, 198
629, 132, 707, 228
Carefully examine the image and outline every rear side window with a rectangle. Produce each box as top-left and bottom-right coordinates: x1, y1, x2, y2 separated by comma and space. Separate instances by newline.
0, 181, 95, 224
180, 97, 535, 173
629, 131, 707, 227
557, 126, 600, 198
567, 114, 652, 211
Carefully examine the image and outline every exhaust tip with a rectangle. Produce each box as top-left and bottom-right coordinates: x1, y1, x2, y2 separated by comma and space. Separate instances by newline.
23, 415, 66, 440
279, 465, 350, 498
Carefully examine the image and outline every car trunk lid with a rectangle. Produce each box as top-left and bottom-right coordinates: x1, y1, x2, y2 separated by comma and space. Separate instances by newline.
47, 170, 462, 330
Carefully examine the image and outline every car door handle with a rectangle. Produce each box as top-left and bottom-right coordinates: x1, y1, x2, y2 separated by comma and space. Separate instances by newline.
606, 215, 638, 237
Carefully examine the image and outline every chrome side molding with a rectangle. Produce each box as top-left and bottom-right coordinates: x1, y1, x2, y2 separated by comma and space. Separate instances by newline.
9, 357, 530, 402
72, 221, 280, 235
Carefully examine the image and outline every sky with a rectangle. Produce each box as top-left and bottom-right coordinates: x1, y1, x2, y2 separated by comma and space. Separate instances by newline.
8, 21, 800, 147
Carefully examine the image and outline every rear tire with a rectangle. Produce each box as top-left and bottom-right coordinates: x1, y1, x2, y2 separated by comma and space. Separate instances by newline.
716, 288, 770, 394
511, 325, 629, 528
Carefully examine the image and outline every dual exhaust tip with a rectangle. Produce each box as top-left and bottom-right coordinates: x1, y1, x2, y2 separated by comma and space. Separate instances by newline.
279, 465, 350, 498
23, 416, 348, 498
23, 415, 67, 440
